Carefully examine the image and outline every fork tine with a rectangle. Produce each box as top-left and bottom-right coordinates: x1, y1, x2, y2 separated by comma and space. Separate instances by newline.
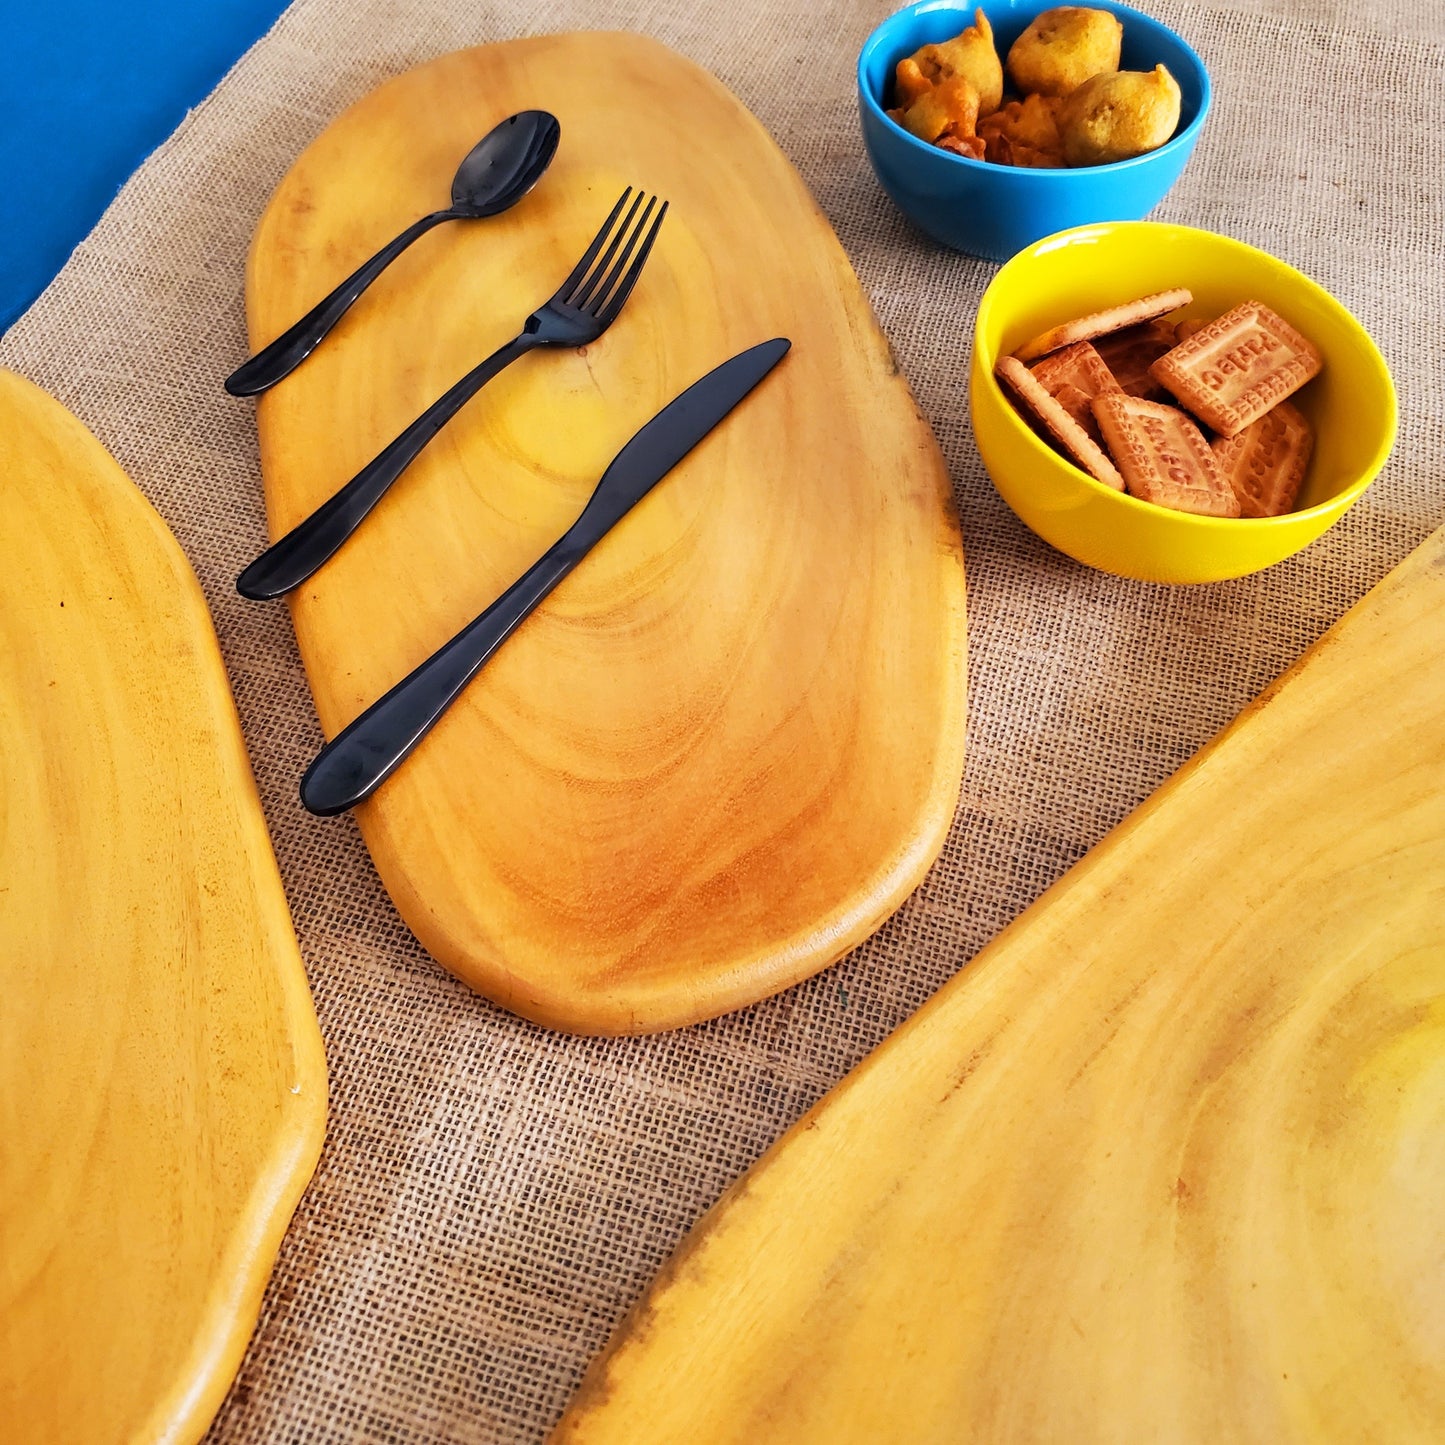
569, 193, 649, 310
594, 201, 668, 325
581, 196, 656, 315
552, 188, 633, 302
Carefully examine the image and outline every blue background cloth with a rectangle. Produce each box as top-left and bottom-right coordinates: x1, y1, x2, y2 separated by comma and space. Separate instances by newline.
1, 0, 289, 332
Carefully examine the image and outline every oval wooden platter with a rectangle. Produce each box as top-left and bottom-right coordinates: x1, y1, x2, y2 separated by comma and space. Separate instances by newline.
550, 525, 1445, 1442
0, 372, 327, 1445
244, 32, 967, 1035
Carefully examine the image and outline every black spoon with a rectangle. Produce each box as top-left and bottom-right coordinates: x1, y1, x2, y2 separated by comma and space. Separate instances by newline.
224, 109, 561, 396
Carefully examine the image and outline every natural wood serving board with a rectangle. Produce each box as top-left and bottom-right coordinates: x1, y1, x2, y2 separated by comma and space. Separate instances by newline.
0, 373, 327, 1445
551, 525, 1445, 1443
243, 33, 966, 1035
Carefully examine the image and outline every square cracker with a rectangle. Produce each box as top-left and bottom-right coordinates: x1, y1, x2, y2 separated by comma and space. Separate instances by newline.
1014, 289, 1192, 364
1150, 301, 1322, 438
996, 355, 1124, 490
1092, 392, 1240, 517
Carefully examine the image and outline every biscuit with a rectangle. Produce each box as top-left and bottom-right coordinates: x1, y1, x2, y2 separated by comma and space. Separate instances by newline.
1014, 288, 1193, 363
1211, 399, 1313, 517
1053, 383, 1106, 443
1029, 341, 1118, 445
1092, 392, 1240, 517
1093, 318, 1179, 400
1029, 340, 1120, 399
1150, 300, 1323, 438
996, 355, 1125, 490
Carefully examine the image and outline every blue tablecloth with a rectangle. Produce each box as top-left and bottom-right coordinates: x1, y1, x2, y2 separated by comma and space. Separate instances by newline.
1, 0, 288, 331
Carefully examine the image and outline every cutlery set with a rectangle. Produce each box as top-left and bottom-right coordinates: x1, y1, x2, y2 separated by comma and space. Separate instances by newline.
227, 113, 790, 814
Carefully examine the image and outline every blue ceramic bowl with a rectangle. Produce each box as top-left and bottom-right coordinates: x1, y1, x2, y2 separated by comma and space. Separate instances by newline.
858, 0, 1211, 260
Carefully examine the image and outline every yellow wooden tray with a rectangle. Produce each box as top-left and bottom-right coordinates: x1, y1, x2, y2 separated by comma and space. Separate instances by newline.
551, 525, 1445, 1442
243, 32, 967, 1035
0, 372, 327, 1445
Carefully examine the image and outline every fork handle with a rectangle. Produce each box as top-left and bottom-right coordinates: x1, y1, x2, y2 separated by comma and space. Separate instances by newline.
225, 208, 461, 396
236, 331, 541, 600
300, 534, 584, 815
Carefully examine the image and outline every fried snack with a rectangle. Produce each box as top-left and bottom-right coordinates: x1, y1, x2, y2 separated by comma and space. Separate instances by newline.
1006, 7, 1123, 99
996, 355, 1125, 489
1212, 399, 1314, 516
890, 75, 982, 146
938, 132, 987, 159
911, 9, 1005, 115
1060, 64, 1182, 166
1094, 318, 1181, 400
1150, 300, 1324, 437
1015, 288, 1192, 363
978, 93, 1065, 167
1093, 392, 1240, 517
894, 56, 934, 107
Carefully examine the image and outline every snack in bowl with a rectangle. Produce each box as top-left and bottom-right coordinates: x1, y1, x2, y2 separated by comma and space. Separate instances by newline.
910, 7, 1005, 111
1014, 287, 1191, 361
892, 74, 986, 154
977, 92, 1065, 167
1059, 64, 1181, 166
1028, 340, 1119, 439
1093, 317, 1179, 398
890, 5, 1182, 169
1000, 287, 1325, 519
996, 355, 1124, 488
1149, 299, 1324, 436
1092, 391, 1239, 516
1212, 399, 1314, 517
1005, 5, 1123, 96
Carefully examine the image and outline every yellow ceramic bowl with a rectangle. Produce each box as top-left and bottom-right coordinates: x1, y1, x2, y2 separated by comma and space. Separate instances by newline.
970, 222, 1397, 583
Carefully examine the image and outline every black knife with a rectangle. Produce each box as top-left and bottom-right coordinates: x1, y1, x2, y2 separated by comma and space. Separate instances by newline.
300, 336, 791, 816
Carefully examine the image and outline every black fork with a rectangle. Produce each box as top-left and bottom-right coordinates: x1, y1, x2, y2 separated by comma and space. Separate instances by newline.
237, 188, 668, 601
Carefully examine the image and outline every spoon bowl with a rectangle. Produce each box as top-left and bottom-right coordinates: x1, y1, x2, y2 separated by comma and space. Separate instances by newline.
452, 109, 560, 216
224, 110, 561, 396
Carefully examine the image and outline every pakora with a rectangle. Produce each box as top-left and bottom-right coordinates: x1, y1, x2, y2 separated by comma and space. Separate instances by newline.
1059, 64, 1182, 165
1005, 6, 1123, 98
909, 8, 1004, 115
977, 92, 1065, 167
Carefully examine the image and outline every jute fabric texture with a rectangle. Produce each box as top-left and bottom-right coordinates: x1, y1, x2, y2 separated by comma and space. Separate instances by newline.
3, 1, 1441, 1440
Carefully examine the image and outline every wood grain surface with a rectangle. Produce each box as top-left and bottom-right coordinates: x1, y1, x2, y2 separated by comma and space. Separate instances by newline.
0, 372, 327, 1445
550, 525, 1445, 1442
243, 32, 967, 1035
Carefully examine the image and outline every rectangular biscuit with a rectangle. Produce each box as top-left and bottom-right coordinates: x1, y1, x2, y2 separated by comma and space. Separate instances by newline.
1029, 342, 1118, 446
1014, 288, 1192, 364
1211, 399, 1313, 517
1094, 319, 1178, 402
1092, 392, 1240, 517
1029, 341, 1120, 400
1053, 383, 1105, 445
996, 355, 1124, 490
1150, 301, 1323, 438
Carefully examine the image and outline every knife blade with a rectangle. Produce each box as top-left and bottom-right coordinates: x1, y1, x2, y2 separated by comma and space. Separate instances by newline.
300, 336, 792, 816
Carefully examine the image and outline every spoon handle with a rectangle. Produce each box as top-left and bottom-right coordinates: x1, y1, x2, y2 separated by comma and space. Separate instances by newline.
224, 208, 459, 396
236, 331, 541, 600
300, 537, 582, 815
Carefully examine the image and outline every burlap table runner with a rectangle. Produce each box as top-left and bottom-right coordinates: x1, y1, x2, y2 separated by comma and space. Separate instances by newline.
5, 1, 1442, 1439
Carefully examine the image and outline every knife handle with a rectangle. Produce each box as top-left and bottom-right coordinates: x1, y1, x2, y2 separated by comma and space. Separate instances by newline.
300, 536, 584, 816
224, 208, 460, 396
236, 332, 541, 600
